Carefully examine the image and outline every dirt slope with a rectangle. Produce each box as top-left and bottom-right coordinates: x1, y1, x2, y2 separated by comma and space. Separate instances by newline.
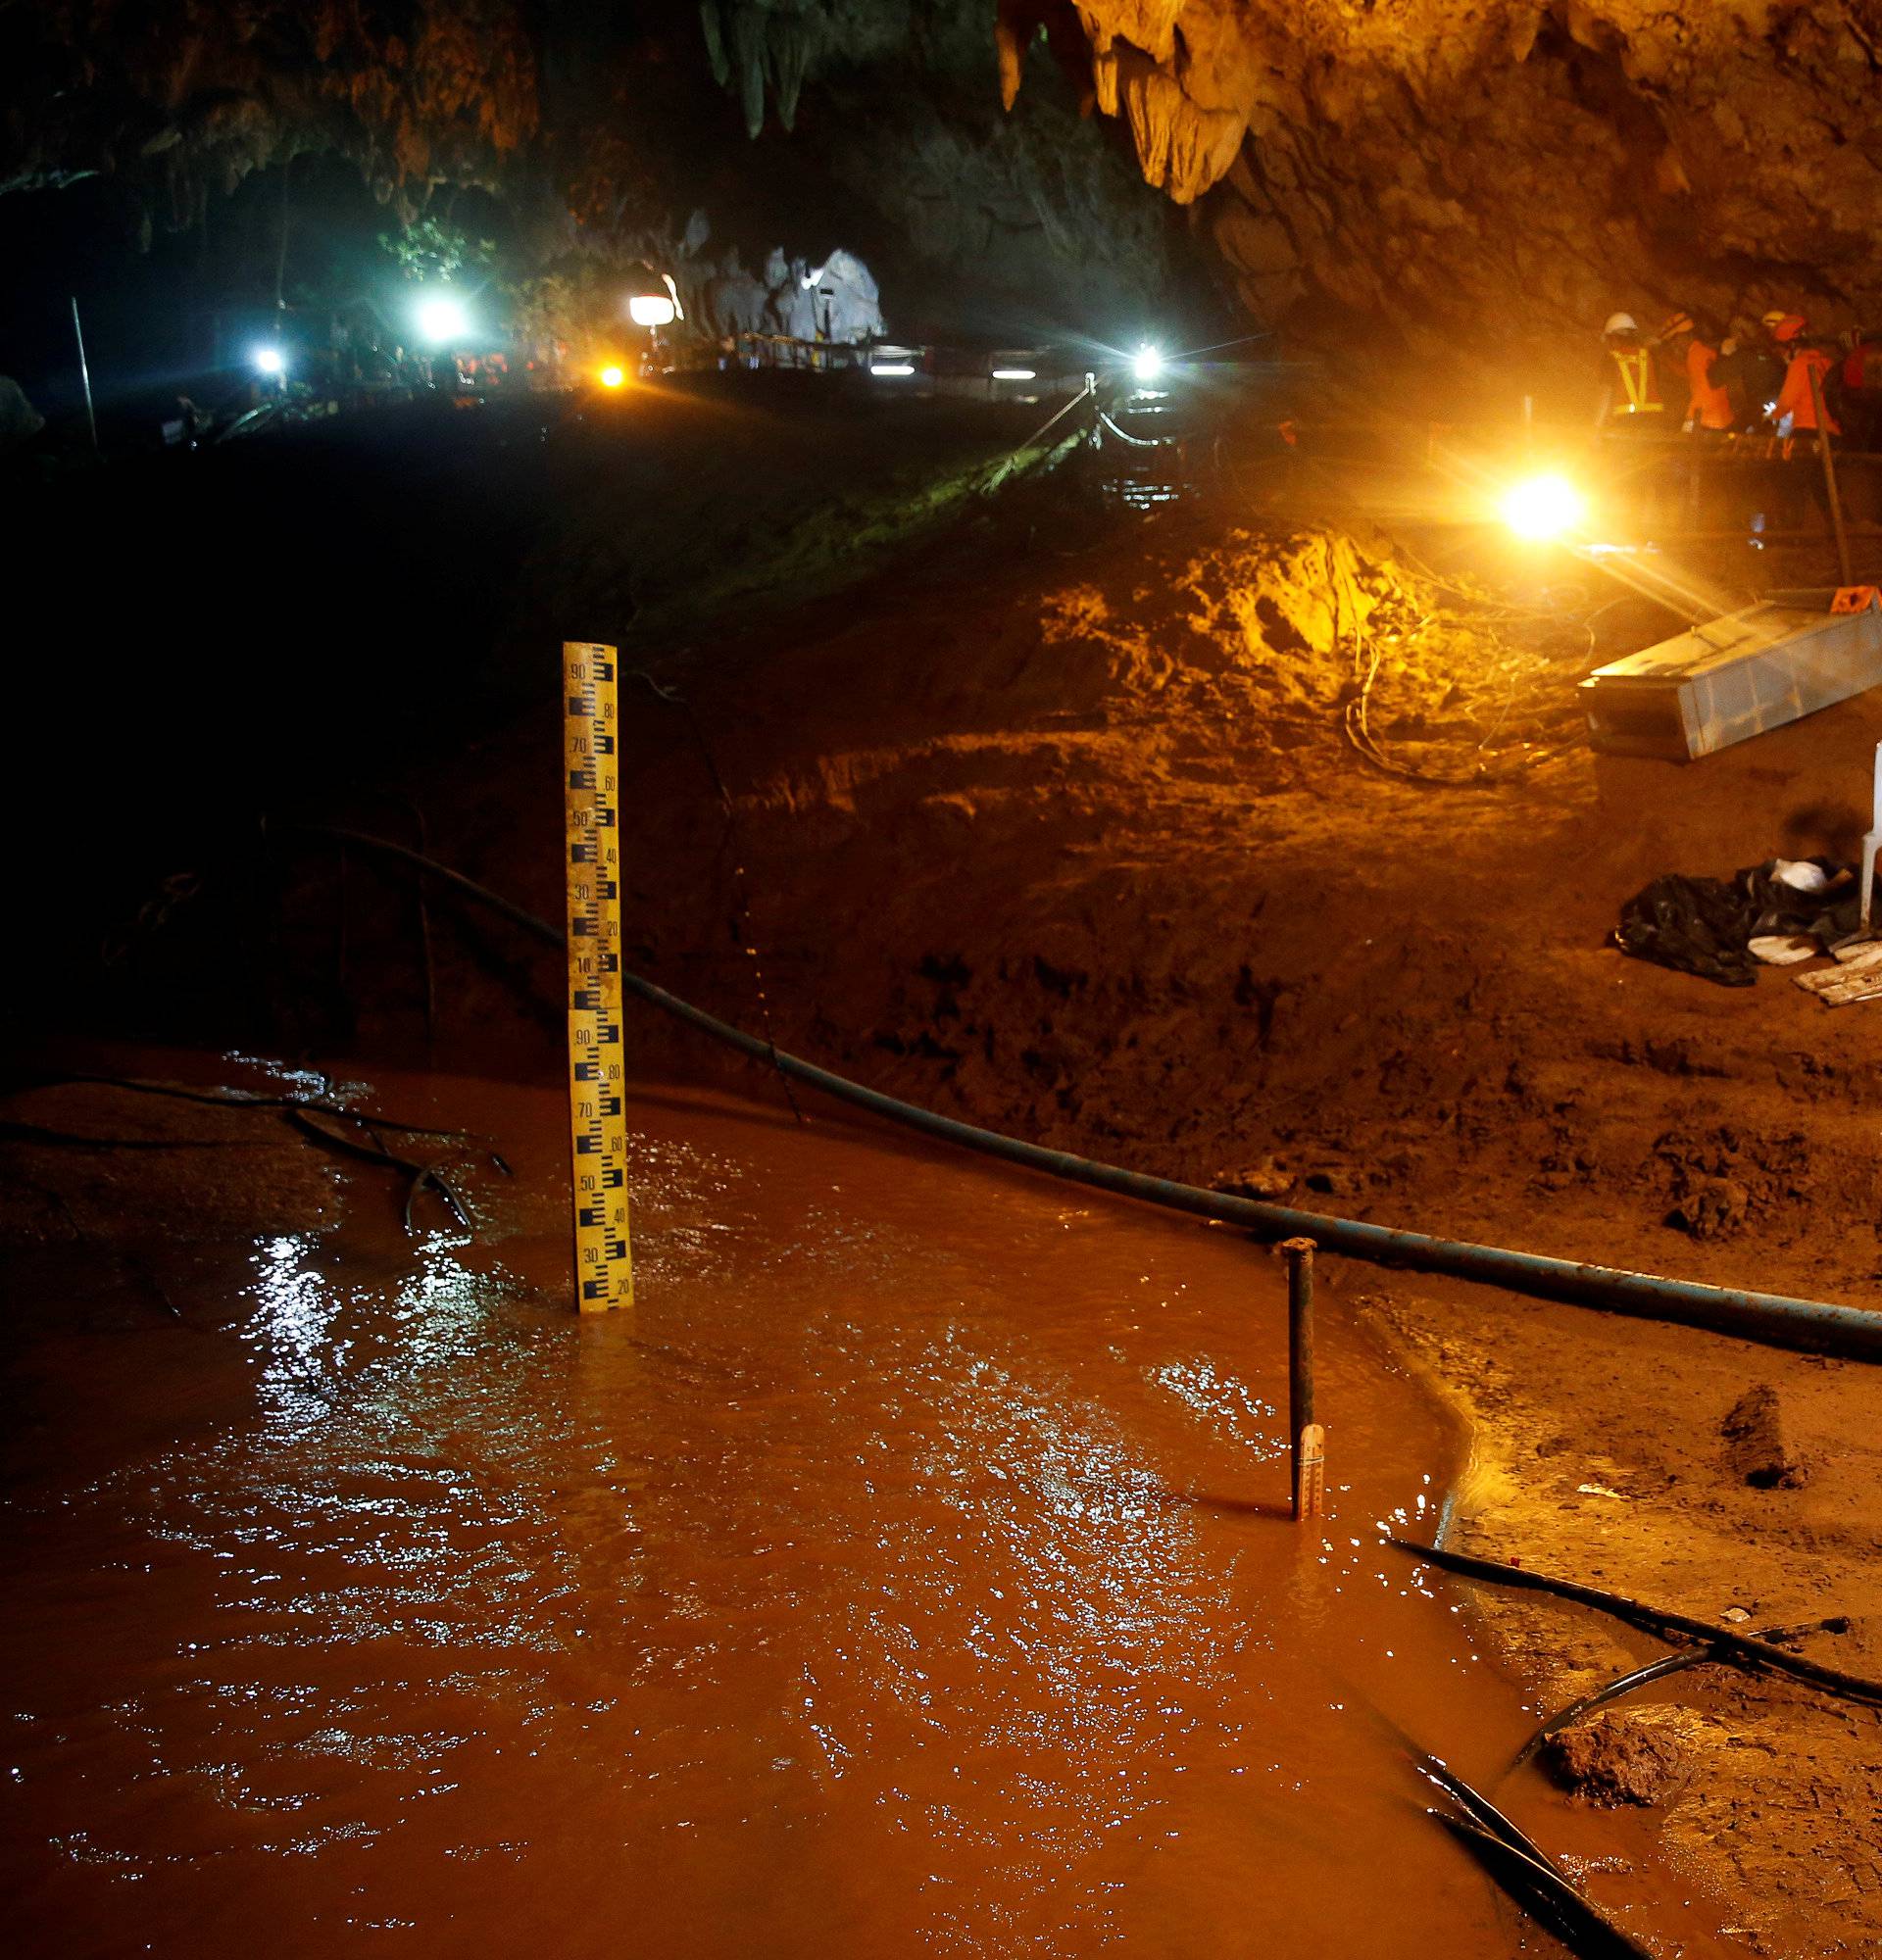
42, 483, 1881, 1951
389, 504, 1882, 1954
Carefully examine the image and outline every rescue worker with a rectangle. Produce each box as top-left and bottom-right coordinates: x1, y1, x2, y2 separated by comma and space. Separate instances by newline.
1760, 316, 1845, 533
1657, 310, 1734, 431
1652, 309, 1737, 529
1596, 312, 1665, 426
1835, 329, 1882, 453
1767, 317, 1840, 437
1711, 315, 1787, 430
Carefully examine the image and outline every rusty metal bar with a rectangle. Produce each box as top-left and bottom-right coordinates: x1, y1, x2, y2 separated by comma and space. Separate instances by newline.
1281, 1237, 1317, 1519
1808, 363, 1856, 587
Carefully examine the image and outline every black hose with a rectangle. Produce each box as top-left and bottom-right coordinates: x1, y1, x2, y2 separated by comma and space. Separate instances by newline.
1414, 1752, 1555, 1870
1389, 1536, 1882, 1707
1432, 1814, 1657, 1960
298, 824, 1882, 1365
1510, 1612, 1851, 1768
1511, 1650, 1708, 1767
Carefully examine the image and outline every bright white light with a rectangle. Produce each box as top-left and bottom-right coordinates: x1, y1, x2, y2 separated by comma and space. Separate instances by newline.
1131, 345, 1164, 383
252, 346, 285, 376
599, 365, 624, 389
870, 362, 915, 377
991, 368, 1036, 381
415, 294, 470, 344
628, 294, 677, 327
1501, 472, 1586, 541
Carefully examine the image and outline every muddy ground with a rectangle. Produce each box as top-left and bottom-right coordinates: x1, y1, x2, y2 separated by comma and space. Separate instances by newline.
8, 420, 1882, 1952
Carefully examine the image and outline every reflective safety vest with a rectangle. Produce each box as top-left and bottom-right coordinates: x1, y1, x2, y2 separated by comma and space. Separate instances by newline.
1608, 345, 1664, 415
1772, 348, 1839, 435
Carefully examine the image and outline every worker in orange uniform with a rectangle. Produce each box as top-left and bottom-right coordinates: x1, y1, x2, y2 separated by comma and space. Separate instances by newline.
1767, 317, 1841, 437
1838, 329, 1882, 452
1761, 316, 1845, 533
1657, 311, 1734, 431
1597, 312, 1665, 426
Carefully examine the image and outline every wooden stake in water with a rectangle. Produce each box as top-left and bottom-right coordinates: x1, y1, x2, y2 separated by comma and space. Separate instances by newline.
1297, 1423, 1326, 1522
564, 640, 631, 1313
1280, 1236, 1318, 1521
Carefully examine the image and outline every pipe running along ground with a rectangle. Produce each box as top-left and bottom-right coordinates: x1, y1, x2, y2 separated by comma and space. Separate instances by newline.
304, 826, 1882, 1365
1388, 1537, 1882, 1707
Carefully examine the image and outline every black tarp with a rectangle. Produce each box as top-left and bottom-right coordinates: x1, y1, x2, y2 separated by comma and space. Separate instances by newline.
1614, 858, 1861, 985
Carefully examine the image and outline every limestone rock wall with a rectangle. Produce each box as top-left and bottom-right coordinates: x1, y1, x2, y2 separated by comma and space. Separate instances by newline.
14, 1, 1881, 370
2, 1, 540, 225
1013, 1, 1882, 354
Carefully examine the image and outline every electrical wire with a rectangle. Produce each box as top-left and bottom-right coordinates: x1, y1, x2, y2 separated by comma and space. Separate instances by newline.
1339, 596, 1591, 788
1170, 329, 1280, 362
1096, 407, 1173, 449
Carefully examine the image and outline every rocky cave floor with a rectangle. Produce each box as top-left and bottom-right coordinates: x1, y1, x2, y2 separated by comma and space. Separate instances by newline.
7, 448, 1882, 1955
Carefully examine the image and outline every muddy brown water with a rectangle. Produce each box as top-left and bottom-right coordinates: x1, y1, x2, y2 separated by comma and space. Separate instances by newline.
1, 1073, 1732, 1957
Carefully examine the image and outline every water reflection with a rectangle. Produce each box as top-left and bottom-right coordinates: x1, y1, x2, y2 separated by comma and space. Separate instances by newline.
0, 1086, 1723, 1960
244, 1233, 342, 1431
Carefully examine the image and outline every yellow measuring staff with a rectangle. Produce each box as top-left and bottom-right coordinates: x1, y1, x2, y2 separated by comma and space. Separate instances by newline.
563, 640, 632, 1313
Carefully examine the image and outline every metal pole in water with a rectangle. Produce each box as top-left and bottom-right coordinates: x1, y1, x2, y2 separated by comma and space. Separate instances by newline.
563, 640, 632, 1314
70, 292, 98, 453
1808, 364, 1855, 588
1281, 1237, 1317, 1520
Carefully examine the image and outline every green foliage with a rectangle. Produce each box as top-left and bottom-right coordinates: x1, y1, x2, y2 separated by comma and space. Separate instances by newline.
505, 271, 576, 346
377, 218, 498, 284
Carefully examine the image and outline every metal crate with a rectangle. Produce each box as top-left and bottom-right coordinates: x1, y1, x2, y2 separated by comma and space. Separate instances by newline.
1580, 587, 1882, 761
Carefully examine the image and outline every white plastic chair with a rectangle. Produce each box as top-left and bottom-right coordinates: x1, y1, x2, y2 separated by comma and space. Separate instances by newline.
1863, 741, 1882, 931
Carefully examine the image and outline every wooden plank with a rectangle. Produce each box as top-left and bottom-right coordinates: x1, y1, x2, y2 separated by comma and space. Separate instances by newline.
1794, 962, 1882, 1005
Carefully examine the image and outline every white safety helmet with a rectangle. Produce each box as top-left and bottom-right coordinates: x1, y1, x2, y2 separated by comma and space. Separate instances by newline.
1603, 312, 1638, 336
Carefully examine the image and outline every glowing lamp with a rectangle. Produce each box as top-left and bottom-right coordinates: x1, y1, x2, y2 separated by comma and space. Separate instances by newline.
870, 362, 915, 377
252, 346, 285, 376
1131, 344, 1164, 384
415, 294, 470, 344
991, 368, 1036, 381
1501, 472, 1586, 541
628, 294, 677, 328
599, 365, 625, 389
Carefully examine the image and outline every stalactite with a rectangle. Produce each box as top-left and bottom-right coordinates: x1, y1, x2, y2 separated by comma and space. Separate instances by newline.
729, 3, 769, 138
769, 14, 814, 134
700, 0, 732, 87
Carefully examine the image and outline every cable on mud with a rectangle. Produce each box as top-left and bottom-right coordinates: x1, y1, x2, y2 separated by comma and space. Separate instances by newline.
1388, 1537, 1882, 1707
290, 826, 1882, 1364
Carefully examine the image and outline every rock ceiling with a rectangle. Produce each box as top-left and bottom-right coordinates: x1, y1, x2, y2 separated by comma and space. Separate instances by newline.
9, 2, 1882, 345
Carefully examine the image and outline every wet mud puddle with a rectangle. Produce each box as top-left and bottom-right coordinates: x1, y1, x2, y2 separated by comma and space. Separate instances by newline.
1, 1074, 1730, 1957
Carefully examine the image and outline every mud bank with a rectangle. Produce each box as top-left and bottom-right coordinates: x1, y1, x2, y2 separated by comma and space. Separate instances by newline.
19, 486, 1882, 1951
345, 510, 1878, 1956
1366, 1286, 1882, 1956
